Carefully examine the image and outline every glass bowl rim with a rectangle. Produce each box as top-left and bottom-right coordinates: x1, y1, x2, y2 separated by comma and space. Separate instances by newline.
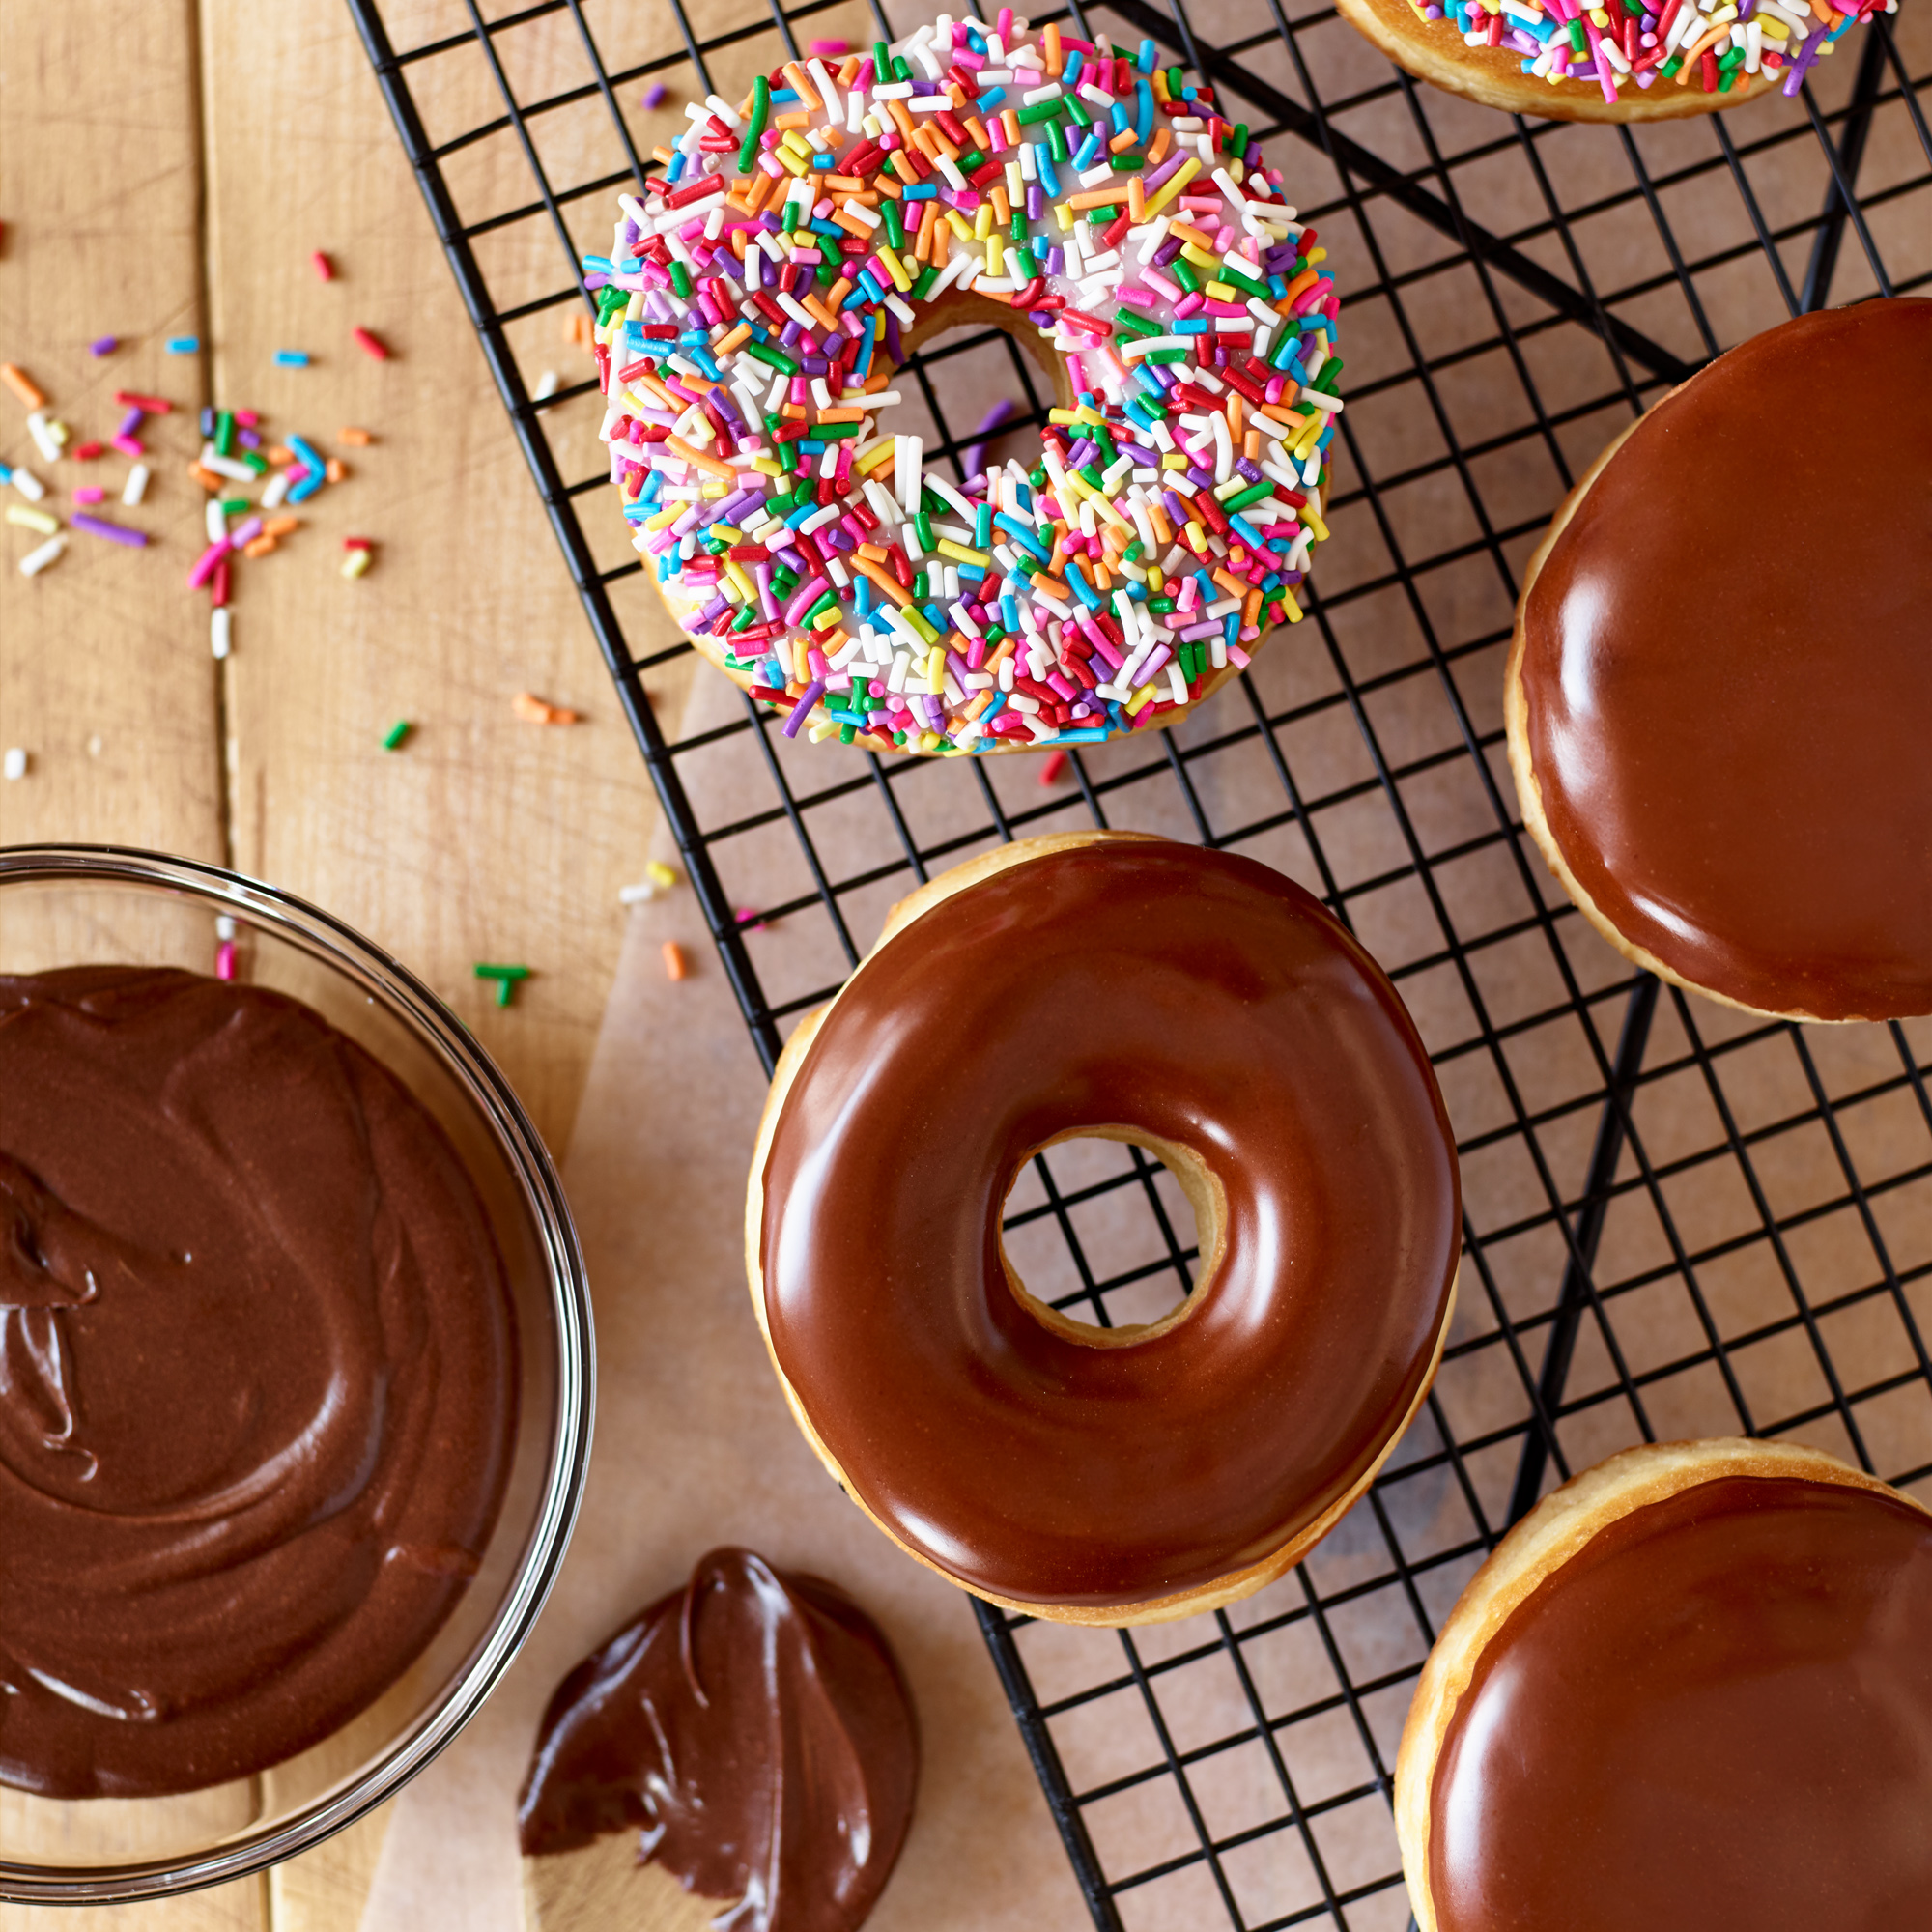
0, 843, 595, 1904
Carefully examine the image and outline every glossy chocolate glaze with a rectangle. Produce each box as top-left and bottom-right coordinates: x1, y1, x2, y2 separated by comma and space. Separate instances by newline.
1520, 298, 1932, 1019
759, 842, 1461, 1609
0, 967, 518, 1799
1430, 1476, 1932, 1932
518, 1548, 917, 1932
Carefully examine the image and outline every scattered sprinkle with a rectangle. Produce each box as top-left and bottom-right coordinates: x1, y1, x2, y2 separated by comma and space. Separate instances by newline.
26, 412, 66, 464
809, 38, 850, 56
644, 859, 679, 890
214, 940, 238, 980
7, 504, 60, 536
351, 326, 390, 361
123, 463, 150, 506
533, 370, 561, 401
642, 82, 669, 109
89, 336, 118, 357
1, 364, 45, 411
8, 466, 46, 502
383, 719, 412, 750
71, 511, 147, 548
212, 608, 232, 659
16, 535, 63, 578
72, 485, 105, 506
3, 748, 27, 781
1037, 748, 1068, 784
735, 905, 770, 930
513, 690, 581, 724
338, 426, 373, 445
662, 940, 688, 980
342, 547, 373, 579
594, 18, 1331, 757
166, 336, 200, 355
311, 250, 335, 281
115, 390, 173, 413
274, 349, 313, 368
474, 962, 533, 1008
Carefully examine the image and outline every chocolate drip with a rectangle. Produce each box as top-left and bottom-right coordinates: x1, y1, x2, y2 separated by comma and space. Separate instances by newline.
0, 968, 518, 1798
758, 842, 1460, 1608
1519, 298, 1932, 1019
1429, 1476, 1932, 1932
518, 1548, 917, 1932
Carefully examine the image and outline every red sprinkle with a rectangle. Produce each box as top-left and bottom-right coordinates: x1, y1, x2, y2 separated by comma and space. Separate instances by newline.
312, 250, 334, 280
351, 327, 390, 361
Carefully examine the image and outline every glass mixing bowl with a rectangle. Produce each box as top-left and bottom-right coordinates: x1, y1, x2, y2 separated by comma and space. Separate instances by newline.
0, 846, 594, 1903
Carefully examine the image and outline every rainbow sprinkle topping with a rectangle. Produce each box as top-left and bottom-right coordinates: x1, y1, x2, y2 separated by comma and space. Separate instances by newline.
592, 10, 1342, 754
1409, 0, 1892, 102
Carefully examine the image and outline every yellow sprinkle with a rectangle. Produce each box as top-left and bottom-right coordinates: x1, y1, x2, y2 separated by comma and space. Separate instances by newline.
946, 210, 974, 242
1142, 156, 1199, 221
856, 441, 898, 475
341, 549, 372, 579
725, 560, 756, 602
1281, 594, 1303, 624
644, 859, 679, 890
877, 246, 910, 292
985, 235, 1004, 277
646, 504, 683, 529
924, 646, 945, 695
974, 202, 994, 241
935, 538, 991, 566
1126, 680, 1156, 715
6, 505, 59, 535
1204, 281, 1240, 303
810, 604, 841, 632
1179, 242, 1221, 271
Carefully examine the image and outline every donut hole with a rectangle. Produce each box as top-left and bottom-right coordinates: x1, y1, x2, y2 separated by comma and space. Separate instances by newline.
999, 1130, 1219, 1345
892, 303, 1069, 489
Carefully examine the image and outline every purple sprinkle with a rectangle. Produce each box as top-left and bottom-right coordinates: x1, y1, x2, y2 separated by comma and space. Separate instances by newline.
782, 679, 826, 737
71, 512, 147, 549
116, 406, 144, 439
642, 83, 668, 108
89, 336, 118, 357
884, 313, 902, 362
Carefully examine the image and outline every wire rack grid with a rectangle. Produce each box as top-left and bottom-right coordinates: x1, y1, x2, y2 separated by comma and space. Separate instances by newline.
346, 0, 1932, 1925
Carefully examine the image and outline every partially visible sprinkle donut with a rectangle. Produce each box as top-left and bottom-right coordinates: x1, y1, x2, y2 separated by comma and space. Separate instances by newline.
587, 11, 1342, 754
1413, 0, 1892, 105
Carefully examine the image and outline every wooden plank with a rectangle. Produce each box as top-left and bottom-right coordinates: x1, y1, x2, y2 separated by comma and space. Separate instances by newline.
0, 0, 223, 867
197, 0, 687, 1156
0, 17, 265, 1931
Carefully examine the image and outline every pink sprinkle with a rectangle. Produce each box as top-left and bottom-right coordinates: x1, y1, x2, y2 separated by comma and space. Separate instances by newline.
111, 434, 144, 459
188, 538, 230, 589
72, 486, 105, 505
312, 250, 334, 280
215, 941, 237, 980
808, 38, 848, 56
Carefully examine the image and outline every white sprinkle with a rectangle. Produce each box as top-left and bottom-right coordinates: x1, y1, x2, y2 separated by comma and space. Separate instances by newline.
198, 447, 256, 482
206, 499, 228, 544
26, 412, 63, 464
211, 608, 232, 660
1298, 388, 1344, 413
122, 462, 150, 506
9, 464, 45, 503
3, 747, 27, 781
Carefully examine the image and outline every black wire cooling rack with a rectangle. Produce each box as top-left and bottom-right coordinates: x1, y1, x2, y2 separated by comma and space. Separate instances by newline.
348, 1, 1932, 1924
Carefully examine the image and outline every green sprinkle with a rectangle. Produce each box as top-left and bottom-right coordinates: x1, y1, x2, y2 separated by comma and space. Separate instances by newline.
596, 284, 628, 323
214, 411, 235, 458
1017, 99, 1064, 125
1063, 96, 1091, 129
914, 510, 934, 550
1224, 481, 1272, 512
382, 720, 412, 751
882, 199, 904, 249
218, 496, 249, 516
738, 73, 770, 173
474, 962, 532, 1009
669, 261, 692, 299
912, 266, 939, 300
1047, 119, 1069, 163
1228, 122, 1249, 159
1172, 258, 1202, 294
747, 340, 799, 374
1111, 155, 1144, 172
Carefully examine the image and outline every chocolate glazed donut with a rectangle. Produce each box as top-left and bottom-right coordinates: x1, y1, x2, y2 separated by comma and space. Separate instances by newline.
746, 832, 1462, 1626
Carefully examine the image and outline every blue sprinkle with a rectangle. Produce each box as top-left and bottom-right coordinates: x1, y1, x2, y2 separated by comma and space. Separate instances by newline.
166, 336, 199, 354
273, 350, 311, 368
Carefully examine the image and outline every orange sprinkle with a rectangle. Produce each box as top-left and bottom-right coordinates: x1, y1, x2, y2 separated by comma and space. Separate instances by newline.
189, 464, 223, 493
1068, 186, 1130, 210
661, 941, 688, 981
243, 535, 277, 559
853, 555, 912, 608
1148, 128, 1172, 166
782, 62, 820, 109
266, 443, 295, 464
666, 434, 734, 480
325, 458, 348, 483
514, 691, 581, 725
263, 515, 299, 536
1, 363, 45, 411
337, 426, 373, 445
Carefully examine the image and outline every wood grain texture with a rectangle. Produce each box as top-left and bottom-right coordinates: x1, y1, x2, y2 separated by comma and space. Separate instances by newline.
0, 0, 223, 866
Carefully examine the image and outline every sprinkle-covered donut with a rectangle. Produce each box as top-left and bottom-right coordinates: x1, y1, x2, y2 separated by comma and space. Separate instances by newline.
745, 833, 1462, 1624
589, 14, 1342, 755
1336, 0, 1895, 119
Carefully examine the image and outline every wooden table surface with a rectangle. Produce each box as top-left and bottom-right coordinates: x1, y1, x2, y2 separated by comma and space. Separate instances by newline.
0, 5, 685, 1924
